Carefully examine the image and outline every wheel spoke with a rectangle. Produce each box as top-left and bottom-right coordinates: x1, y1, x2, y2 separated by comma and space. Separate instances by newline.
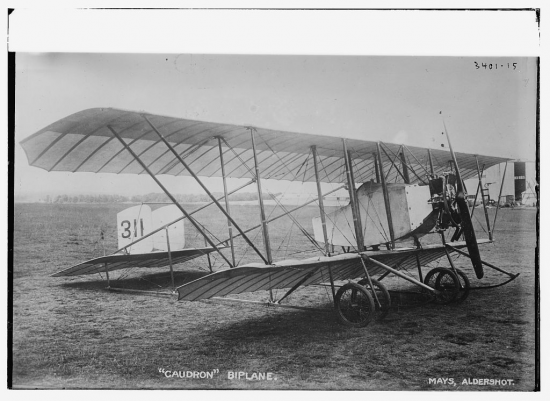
334, 283, 375, 327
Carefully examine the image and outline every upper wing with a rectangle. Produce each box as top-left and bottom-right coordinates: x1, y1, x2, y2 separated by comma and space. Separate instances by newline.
20, 108, 509, 184
176, 240, 488, 301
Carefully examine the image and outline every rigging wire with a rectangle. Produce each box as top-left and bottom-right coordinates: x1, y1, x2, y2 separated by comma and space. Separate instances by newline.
268, 191, 325, 253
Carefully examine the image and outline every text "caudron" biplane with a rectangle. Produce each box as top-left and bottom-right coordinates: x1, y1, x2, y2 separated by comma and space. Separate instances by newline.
20, 108, 519, 327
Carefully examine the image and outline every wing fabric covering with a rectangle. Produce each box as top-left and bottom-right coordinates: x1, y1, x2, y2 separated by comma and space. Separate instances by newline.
177, 240, 490, 301
20, 108, 510, 185
51, 247, 217, 277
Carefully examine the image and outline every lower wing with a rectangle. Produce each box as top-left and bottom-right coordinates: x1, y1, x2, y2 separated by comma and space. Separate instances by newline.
177, 240, 491, 301
51, 247, 218, 277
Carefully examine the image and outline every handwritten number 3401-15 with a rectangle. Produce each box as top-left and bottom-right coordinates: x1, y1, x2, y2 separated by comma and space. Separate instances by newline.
474, 61, 517, 70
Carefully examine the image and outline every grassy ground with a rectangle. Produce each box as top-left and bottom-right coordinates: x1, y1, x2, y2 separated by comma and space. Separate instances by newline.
11, 202, 537, 390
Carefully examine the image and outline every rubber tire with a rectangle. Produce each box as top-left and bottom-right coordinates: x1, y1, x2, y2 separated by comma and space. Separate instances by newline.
334, 283, 376, 328
357, 278, 391, 320
423, 267, 460, 305
452, 268, 471, 303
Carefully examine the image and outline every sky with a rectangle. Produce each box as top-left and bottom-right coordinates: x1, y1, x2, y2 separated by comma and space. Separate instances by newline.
14, 53, 537, 198
11, 10, 539, 199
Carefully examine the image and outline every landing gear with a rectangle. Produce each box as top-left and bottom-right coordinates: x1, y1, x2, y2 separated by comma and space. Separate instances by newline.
334, 283, 376, 328
357, 278, 391, 320
423, 267, 471, 304
423, 267, 460, 304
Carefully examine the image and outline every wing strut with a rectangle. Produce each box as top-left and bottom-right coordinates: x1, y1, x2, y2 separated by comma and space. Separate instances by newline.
104, 262, 110, 288
107, 125, 234, 268
312, 145, 331, 256
470, 162, 484, 217
474, 157, 492, 240
165, 227, 175, 290
249, 128, 273, 264
372, 153, 381, 183
249, 128, 274, 301
399, 149, 410, 184
376, 142, 396, 249
491, 161, 509, 235
343, 140, 364, 251
218, 137, 237, 267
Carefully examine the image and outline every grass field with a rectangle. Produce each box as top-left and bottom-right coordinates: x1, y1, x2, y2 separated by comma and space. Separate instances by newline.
11, 202, 537, 390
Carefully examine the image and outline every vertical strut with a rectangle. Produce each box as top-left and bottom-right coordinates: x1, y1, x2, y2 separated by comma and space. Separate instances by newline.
327, 265, 336, 302
415, 252, 423, 282
348, 150, 364, 250
311, 146, 331, 256
250, 129, 272, 264
204, 235, 213, 273
218, 137, 236, 267
107, 125, 234, 267
373, 153, 380, 183
475, 156, 492, 241
342, 140, 364, 251
359, 257, 381, 307
165, 227, 175, 290
470, 163, 484, 218
376, 142, 396, 249
104, 262, 110, 288
400, 150, 410, 184
250, 128, 273, 302
492, 161, 508, 233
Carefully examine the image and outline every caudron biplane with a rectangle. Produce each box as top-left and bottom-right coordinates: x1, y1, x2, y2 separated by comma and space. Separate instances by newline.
20, 108, 519, 327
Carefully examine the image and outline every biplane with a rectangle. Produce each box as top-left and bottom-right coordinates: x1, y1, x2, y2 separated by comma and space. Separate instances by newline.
20, 108, 519, 327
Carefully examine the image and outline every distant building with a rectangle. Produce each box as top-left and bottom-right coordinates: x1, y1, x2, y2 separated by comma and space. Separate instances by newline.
464, 160, 536, 206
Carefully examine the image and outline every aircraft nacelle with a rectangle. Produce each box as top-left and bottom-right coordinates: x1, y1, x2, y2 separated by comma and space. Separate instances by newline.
313, 181, 436, 248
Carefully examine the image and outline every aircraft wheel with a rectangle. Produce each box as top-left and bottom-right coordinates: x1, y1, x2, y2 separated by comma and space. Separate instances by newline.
452, 268, 471, 303
423, 267, 460, 305
357, 278, 391, 320
334, 283, 375, 328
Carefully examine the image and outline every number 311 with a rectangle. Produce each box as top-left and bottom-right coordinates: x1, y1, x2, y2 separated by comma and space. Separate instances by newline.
121, 219, 144, 238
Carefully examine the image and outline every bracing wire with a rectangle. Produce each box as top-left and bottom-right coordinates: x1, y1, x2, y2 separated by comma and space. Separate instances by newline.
268, 191, 325, 253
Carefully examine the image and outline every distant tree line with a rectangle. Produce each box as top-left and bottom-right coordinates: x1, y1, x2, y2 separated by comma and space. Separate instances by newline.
50, 192, 279, 204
